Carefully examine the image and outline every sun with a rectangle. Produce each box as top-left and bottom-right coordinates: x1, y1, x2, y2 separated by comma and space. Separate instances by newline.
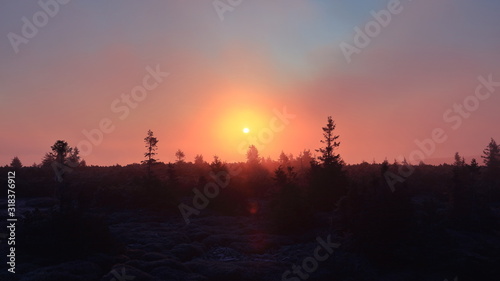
243, 127, 250, 134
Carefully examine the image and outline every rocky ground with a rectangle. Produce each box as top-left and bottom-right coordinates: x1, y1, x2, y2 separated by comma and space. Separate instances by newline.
1, 197, 497, 280
1, 198, 348, 281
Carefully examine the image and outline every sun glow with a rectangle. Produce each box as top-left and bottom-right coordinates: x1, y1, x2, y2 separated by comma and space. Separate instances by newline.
243, 128, 250, 134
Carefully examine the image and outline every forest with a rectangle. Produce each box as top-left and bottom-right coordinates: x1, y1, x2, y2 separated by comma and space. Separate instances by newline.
1, 116, 499, 281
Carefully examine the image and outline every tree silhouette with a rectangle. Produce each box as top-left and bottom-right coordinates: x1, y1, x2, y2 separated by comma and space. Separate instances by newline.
52, 140, 70, 164
175, 149, 185, 163
450, 152, 486, 229
67, 147, 83, 167
246, 145, 260, 165
270, 164, 308, 233
10, 156, 22, 169
245, 146, 269, 197
273, 166, 288, 187
309, 116, 347, 210
43, 140, 76, 211
278, 151, 289, 166
482, 138, 500, 169
142, 129, 159, 178
48, 140, 77, 183
297, 149, 313, 171
316, 116, 342, 167
469, 158, 480, 174
481, 138, 500, 187
41, 152, 56, 168
273, 165, 297, 188
194, 154, 205, 166
210, 155, 226, 173
453, 152, 465, 167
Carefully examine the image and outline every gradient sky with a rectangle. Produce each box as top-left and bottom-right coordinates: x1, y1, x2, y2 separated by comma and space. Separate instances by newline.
1, 0, 500, 166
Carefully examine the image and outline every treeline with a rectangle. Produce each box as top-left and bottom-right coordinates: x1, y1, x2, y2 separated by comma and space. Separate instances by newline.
4, 118, 499, 215
3, 117, 500, 278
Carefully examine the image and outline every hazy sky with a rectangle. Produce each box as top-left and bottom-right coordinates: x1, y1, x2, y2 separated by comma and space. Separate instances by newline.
1, 0, 500, 166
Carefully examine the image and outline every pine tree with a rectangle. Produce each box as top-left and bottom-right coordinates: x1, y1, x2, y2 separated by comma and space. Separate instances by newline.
175, 149, 185, 163
67, 147, 82, 167
278, 151, 289, 166
481, 138, 500, 185
48, 140, 75, 183
51, 140, 70, 164
468, 158, 480, 174
310, 116, 347, 210
316, 116, 342, 167
454, 152, 466, 166
482, 138, 500, 169
194, 154, 205, 166
298, 149, 313, 171
142, 130, 159, 178
246, 145, 260, 165
10, 156, 22, 169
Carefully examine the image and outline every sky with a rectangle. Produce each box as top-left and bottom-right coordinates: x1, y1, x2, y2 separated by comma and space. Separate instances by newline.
1, 0, 500, 166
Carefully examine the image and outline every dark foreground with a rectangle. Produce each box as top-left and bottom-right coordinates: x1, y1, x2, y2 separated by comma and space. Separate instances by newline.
1, 195, 500, 281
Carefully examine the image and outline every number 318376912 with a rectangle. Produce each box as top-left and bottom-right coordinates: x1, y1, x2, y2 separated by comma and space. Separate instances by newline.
8, 171, 15, 215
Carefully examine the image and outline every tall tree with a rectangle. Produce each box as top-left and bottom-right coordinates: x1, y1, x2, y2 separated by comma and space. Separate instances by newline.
453, 152, 465, 167
41, 146, 85, 168
10, 156, 22, 169
51, 140, 70, 164
278, 151, 289, 166
482, 138, 500, 183
246, 145, 260, 165
310, 116, 347, 210
482, 138, 500, 169
298, 149, 313, 170
67, 147, 80, 166
44, 140, 77, 210
316, 116, 342, 167
194, 154, 205, 166
48, 140, 77, 182
142, 130, 159, 177
175, 149, 185, 163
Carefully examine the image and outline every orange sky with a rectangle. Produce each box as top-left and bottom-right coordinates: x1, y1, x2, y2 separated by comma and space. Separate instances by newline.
1, 0, 499, 166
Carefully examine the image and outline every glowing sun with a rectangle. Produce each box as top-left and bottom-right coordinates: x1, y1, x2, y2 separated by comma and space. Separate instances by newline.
243, 127, 250, 134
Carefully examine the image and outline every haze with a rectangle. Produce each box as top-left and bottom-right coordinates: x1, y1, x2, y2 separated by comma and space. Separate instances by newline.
1, 0, 499, 166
